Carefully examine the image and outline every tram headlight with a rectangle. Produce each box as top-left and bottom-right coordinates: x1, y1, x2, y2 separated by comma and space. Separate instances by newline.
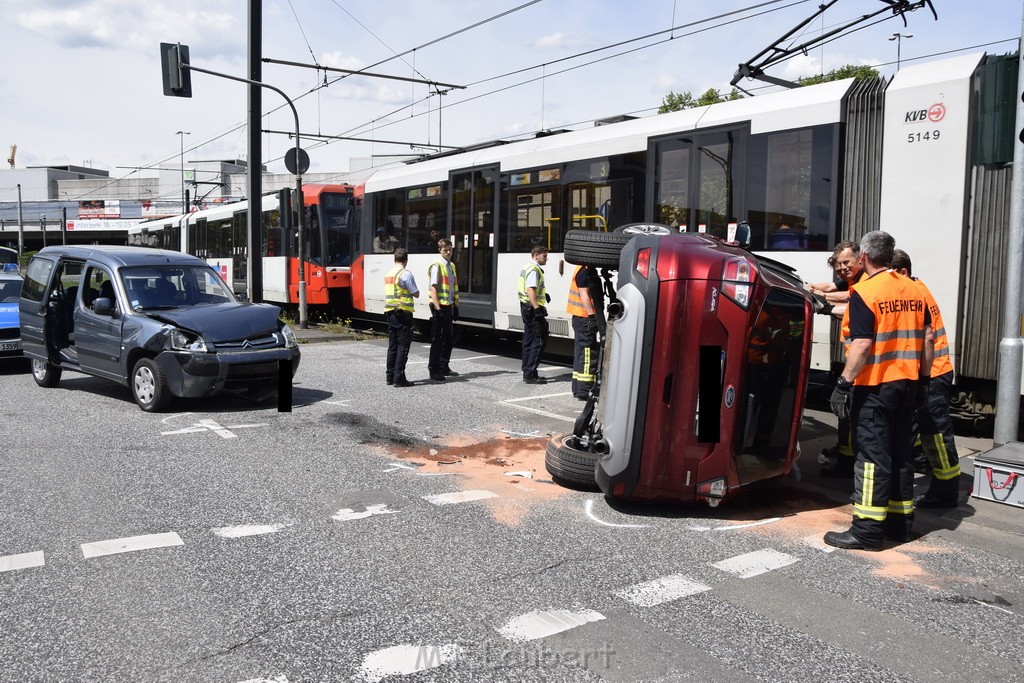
280, 324, 298, 349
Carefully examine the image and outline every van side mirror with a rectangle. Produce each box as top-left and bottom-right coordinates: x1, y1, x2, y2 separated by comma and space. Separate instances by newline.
93, 297, 114, 316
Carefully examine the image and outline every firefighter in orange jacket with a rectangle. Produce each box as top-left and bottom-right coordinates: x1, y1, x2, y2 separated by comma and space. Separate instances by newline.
890, 249, 960, 508
825, 231, 934, 551
566, 265, 604, 400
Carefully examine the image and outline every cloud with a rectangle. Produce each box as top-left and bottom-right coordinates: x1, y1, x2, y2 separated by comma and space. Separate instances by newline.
535, 31, 590, 50
13, 1, 242, 55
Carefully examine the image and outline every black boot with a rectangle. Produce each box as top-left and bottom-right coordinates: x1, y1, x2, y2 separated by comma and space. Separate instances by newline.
915, 477, 960, 509
820, 457, 855, 478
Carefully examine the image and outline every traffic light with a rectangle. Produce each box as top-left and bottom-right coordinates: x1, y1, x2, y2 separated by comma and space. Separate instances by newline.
160, 42, 193, 98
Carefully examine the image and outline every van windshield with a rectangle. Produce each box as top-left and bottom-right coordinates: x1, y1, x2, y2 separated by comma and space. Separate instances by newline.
121, 265, 234, 310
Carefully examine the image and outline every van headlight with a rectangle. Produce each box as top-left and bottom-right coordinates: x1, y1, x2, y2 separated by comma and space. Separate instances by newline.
169, 328, 208, 352
280, 324, 298, 349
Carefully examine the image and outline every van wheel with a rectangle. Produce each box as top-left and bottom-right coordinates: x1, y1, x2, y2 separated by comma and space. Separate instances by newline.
564, 230, 632, 269
132, 358, 172, 412
545, 433, 600, 490
31, 359, 62, 388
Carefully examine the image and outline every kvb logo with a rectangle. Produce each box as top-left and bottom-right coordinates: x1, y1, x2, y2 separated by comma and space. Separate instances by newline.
905, 103, 946, 123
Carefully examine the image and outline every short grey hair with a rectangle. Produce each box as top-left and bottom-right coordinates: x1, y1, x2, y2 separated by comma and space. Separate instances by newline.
860, 230, 895, 269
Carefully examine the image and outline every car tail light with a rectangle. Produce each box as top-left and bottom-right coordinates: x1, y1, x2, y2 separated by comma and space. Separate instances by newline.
635, 247, 651, 279
721, 257, 754, 309
696, 477, 727, 507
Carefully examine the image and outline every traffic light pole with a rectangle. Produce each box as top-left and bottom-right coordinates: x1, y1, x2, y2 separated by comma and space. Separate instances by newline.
993, 15, 1024, 445
177, 60, 310, 329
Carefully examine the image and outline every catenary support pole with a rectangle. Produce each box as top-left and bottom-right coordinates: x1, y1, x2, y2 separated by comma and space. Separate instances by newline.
993, 12, 1024, 445
247, 0, 263, 304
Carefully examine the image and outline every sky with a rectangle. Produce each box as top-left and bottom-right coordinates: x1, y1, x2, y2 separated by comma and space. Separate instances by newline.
1, 0, 1021, 202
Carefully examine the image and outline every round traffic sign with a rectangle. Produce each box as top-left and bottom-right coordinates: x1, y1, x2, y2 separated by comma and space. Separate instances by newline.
285, 147, 310, 175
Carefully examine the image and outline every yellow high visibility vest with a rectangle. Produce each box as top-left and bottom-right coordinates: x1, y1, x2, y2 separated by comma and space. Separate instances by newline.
384, 265, 414, 312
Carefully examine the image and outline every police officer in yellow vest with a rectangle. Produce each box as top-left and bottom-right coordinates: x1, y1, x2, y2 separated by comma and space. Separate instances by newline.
567, 264, 604, 399
384, 248, 420, 388
826, 231, 934, 551
427, 238, 459, 382
518, 245, 549, 384
890, 248, 961, 508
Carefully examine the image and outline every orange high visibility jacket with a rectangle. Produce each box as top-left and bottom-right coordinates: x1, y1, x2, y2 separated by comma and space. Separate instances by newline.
915, 277, 953, 378
566, 266, 588, 317
849, 270, 928, 386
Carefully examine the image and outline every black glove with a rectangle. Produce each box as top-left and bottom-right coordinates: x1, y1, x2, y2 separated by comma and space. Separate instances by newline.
585, 314, 598, 335
431, 304, 442, 318
545, 293, 552, 303
915, 377, 930, 410
817, 302, 834, 317
452, 305, 460, 322
534, 306, 548, 318
830, 377, 852, 420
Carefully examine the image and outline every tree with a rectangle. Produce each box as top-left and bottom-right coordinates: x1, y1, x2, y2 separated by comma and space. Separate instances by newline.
796, 64, 879, 86
658, 87, 744, 113
658, 65, 880, 113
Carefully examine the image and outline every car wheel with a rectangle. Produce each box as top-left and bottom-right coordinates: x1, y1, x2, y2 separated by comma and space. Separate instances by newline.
31, 358, 62, 388
545, 433, 600, 490
564, 229, 632, 268
614, 222, 675, 236
132, 358, 172, 412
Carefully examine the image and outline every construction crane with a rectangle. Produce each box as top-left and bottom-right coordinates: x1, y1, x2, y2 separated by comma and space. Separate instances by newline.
6, 145, 15, 169
730, 0, 938, 91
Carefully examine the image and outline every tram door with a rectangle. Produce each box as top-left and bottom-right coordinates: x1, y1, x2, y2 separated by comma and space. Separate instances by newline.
449, 167, 497, 324
651, 126, 747, 239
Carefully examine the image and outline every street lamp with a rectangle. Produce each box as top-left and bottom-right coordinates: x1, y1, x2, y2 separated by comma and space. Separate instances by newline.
889, 33, 913, 71
176, 130, 190, 214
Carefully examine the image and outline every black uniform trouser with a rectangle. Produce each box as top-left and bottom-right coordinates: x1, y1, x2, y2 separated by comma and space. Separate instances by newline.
428, 305, 454, 375
916, 371, 960, 481
571, 316, 598, 397
521, 304, 548, 378
850, 379, 917, 543
385, 308, 413, 382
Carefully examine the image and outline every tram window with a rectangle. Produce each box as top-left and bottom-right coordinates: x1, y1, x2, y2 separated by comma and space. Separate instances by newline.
654, 143, 692, 230
374, 191, 412, 253
406, 185, 446, 254
320, 195, 354, 266
746, 125, 835, 251
208, 216, 232, 259
503, 185, 560, 253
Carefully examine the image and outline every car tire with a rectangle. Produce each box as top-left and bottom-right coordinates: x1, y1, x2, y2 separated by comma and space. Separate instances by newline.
564, 230, 632, 269
613, 222, 675, 236
131, 357, 172, 412
545, 433, 600, 490
31, 358, 62, 388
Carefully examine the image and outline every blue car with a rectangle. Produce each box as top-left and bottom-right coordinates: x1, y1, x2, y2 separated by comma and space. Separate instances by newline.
0, 265, 23, 359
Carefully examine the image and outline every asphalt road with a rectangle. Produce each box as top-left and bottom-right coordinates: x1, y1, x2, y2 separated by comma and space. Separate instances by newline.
0, 339, 1022, 683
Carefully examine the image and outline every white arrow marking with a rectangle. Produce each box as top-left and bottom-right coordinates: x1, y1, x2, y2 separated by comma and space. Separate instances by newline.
333, 504, 400, 522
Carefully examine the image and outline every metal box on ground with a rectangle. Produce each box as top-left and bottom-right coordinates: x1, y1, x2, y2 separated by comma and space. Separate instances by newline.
971, 441, 1024, 509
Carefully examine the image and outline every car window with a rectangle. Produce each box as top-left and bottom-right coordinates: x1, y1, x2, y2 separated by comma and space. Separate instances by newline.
21, 258, 55, 303
0, 278, 22, 303
82, 266, 116, 310
122, 265, 233, 310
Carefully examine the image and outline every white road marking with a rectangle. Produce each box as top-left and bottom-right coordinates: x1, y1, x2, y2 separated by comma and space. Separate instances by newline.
415, 472, 460, 477
497, 400, 576, 423
615, 574, 712, 607
81, 532, 185, 559
500, 428, 542, 437
802, 533, 838, 553
0, 550, 45, 573
504, 470, 534, 478
496, 609, 606, 643
332, 504, 400, 522
382, 462, 419, 473
584, 499, 647, 528
238, 675, 289, 683
422, 490, 498, 506
712, 548, 800, 578
324, 400, 353, 407
687, 517, 782, 532
357, 644, 463, 682
160, 420, 268, 438
502, 392, 574, 403
212, 523, 292, 538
